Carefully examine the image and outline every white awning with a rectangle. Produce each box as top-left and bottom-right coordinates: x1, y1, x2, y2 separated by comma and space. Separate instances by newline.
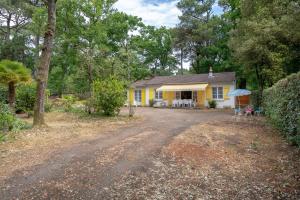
156, 84, 208, 91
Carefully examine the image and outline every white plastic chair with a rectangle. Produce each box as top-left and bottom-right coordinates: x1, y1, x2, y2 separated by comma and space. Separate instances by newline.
172, 100, 178, 107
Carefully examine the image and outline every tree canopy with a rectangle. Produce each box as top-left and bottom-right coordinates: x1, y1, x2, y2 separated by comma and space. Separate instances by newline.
0, 0, 299, 100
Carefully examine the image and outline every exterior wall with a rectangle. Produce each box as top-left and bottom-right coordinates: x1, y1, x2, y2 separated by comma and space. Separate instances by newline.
197, 90, 205, 107
129, 88, 134, 105
141, 88, 146, 106
145, 88, 149, 106
163, 91, 175, 106
205, 82, 235, 108
128, 87, 154, 106
149, 88, 155, 102
128, 81, 235, 108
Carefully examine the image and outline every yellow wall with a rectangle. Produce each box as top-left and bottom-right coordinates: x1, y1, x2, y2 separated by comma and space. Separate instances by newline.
205, 85, 231, 101
206, 85, 212, 101
129, 88, 134, 104
149, 88, 155, 101
197, 91, 205, 106
223, 85, 230, 100
141, 88, 146, 106
129, 84, 231, 107
162, 91, 175, 106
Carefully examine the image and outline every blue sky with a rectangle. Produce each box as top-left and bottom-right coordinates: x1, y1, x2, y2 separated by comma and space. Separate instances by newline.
114, 0, 223, 27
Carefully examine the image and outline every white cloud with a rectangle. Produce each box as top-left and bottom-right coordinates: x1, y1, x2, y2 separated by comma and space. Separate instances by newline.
114, 0, 181, 28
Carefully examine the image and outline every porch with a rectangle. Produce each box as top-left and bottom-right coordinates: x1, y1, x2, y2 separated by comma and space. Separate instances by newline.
153, 84, 208, 108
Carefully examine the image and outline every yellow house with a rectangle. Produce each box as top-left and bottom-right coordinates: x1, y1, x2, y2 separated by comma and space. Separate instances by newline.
128, 70, 236, 108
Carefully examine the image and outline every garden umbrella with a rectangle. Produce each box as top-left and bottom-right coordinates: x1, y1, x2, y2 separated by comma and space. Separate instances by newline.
228, 89, 251, 109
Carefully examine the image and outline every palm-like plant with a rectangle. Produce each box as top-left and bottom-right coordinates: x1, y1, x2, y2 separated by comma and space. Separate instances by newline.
0, 60, 31, 108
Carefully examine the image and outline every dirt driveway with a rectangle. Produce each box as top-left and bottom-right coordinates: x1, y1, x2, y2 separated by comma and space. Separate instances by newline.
0, 108, 299, 199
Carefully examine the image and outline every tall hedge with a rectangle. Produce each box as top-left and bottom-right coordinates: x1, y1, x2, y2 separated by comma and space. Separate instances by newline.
263, 72, 300, 146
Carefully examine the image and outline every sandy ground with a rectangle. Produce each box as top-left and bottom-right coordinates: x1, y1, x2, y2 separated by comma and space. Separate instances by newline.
0, 108, 299, 199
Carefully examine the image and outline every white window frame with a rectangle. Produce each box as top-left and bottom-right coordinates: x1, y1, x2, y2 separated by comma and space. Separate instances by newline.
155, 90, 163, 100
175, 91, 181, 99
134, 90, 142, 103
212, 86, 223, 100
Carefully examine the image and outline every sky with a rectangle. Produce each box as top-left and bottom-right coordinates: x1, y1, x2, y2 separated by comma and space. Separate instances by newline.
114, 0, 223, 28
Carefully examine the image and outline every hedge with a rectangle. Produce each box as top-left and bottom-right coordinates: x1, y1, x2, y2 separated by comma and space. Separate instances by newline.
263, 72, 300, 146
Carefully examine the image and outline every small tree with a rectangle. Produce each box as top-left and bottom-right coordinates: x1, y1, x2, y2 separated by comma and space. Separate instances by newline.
92, 77, 126, 116
0, 60, 31, 109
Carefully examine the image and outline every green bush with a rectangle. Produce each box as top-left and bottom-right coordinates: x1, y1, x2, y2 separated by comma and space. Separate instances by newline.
92, 77, 126, 116
149, 99, 155, 107
0, 102, 27, 137
0, 85, 8, 103
208, 100, 217, 108
16, 83, 36, 113
61, 94, 77, 112
0, 103, 15, 132
250, 90, 262, 109
263, 72, 300, 146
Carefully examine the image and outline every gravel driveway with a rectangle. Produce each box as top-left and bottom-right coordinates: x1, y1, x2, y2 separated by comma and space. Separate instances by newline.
0, 108, 299, 199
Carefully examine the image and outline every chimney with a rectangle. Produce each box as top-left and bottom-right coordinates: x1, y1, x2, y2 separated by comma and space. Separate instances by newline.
209, 66, 214, 77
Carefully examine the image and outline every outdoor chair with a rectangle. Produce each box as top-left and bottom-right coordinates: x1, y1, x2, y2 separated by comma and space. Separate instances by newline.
183, 99, 189, 107
245, 105, 254, 116
254, 107, 263, 116
234, 108, 241, 115
172, 100, 178, 108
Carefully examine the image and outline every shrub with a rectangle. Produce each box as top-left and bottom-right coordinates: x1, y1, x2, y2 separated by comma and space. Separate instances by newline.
208, 100, 217, 108
0, 103, 15, 132
0, 102, 27, 136
61, 94, 76, 112
250, 90, 262, 109
263, 72, 300, 146
0, 85, 8, 103
149, 99, 155, 107
92, 77, 126, 116
16, 83, 36, 113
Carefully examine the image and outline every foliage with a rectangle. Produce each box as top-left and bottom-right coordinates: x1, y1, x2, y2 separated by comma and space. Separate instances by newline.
176, 0, 237, 74
0, 102, 27, 137
92, 77, 126, 116
149, 99, 155, 107
208, 100, 217, 108
263, 72, 300, 146
229, 0, 300, 92
61, 94, 77, 112
0, 60, 31, 107
0, 85, 8, 103
0, 60, 31, 84
134, 26, 177, 75
250, 90, 262, 109
16, 83, 36, 113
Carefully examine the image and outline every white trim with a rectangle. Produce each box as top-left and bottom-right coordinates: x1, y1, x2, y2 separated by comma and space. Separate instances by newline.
212, 86, 224, 100
146, 88, 149, 106
134, 89, 142, 106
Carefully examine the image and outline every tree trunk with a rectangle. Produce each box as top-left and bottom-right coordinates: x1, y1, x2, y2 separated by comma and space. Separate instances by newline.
33, 0, 57, 126
255, 65, 264, 106
8, 82, 15, 110
180, 48, 183, 75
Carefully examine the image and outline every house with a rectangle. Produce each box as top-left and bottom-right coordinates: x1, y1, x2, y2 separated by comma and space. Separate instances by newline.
128, 68, 236, 108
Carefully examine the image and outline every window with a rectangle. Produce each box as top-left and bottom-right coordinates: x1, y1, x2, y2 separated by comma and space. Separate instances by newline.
175, 91, 181, 99
155, 90, 163, 99
192, 91, 198, 102
212, 87, 223, 100
135, 90, 141, 102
